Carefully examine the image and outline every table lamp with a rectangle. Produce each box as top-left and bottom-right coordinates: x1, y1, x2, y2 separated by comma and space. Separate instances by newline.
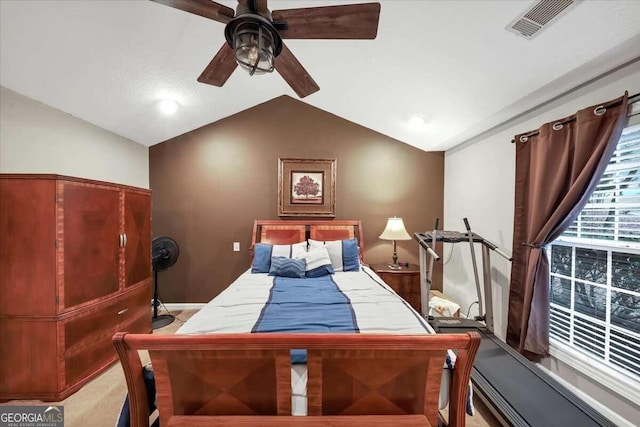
379, 217, 411, 269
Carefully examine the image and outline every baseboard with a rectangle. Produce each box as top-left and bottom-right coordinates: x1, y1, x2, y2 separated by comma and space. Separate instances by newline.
536, 363, 635, 427
164, 303, 206, 310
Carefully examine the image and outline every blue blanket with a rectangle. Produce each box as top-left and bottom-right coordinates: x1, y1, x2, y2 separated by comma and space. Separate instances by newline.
252, 276, 360, 333
252, 276, 359, 363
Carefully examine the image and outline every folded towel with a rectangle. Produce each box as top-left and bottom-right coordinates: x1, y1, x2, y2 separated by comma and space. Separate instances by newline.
430, 296, 461, 317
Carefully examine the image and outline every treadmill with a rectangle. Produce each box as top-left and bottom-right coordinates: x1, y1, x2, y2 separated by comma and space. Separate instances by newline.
415, 219, 616, 427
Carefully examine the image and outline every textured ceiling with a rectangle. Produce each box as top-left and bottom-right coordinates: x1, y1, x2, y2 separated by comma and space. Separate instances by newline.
1, 0, 640, 151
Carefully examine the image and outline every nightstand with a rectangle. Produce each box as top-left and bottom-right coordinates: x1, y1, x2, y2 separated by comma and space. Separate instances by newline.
370, 263, 421, 313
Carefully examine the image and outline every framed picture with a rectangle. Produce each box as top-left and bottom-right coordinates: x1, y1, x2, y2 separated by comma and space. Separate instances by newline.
278, 158, 336, 217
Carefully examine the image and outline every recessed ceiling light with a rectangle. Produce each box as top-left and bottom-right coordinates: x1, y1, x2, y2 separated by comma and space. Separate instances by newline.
407, 115, 427, 130
158, 99, 180, 115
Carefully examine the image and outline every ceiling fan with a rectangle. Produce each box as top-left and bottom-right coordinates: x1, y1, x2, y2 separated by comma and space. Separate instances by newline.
150, 0, 381, 98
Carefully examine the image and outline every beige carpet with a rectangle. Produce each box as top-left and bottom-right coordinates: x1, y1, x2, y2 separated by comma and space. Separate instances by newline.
1, 309, 501, 426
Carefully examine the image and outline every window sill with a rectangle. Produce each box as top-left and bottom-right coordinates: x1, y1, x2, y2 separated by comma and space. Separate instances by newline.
549, 339, 640, 406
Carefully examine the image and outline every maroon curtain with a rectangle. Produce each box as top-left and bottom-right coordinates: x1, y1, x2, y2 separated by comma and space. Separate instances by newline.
507, 93, 629, 358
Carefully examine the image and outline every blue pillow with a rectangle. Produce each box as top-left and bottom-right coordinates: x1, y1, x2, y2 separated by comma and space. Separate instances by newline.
268, 256, 307, 278
340, 239, 360, 272
251, 243, 273, 273
251, 242, 307, 273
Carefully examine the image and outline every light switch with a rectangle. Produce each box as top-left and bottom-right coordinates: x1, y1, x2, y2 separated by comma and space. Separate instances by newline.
233, 242, 240, 252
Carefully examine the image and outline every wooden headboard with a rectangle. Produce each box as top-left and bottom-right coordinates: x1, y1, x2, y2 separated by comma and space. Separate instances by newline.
251, 220, 365, 261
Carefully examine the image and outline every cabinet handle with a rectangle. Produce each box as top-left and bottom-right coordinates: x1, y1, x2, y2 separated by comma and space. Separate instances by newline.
119, 234, 124, 247
117, 308, 129, 316
123, 233, 127, 247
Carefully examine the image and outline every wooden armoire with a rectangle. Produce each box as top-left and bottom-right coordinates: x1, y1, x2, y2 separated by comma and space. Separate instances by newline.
0, 174, 152, 401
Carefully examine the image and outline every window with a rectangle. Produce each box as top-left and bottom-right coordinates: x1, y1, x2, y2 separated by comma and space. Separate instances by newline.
549, 123, 640, 385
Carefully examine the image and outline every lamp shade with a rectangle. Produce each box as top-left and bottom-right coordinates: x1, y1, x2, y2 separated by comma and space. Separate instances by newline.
379, 217, 411, 241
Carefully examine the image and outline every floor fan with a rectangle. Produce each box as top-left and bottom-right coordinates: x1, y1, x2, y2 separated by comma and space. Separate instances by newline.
151, 236, 180, 329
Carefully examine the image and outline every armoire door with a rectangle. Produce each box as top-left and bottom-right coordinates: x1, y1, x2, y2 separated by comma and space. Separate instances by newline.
61, 181, 121, 309
0, 178, 57, 316
123, 190, 151, 288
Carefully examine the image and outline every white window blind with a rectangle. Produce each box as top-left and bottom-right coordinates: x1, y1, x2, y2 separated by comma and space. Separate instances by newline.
549, 123, 640, 381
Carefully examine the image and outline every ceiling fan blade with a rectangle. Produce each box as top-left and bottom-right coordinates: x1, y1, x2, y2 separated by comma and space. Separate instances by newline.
150, 0, 235, 24
272, 3, 380, 39
197, 44, 238, 87
274, 44, 319, 98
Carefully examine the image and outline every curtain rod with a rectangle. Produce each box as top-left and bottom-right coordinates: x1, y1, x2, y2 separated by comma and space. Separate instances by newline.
510, 91, 640, 144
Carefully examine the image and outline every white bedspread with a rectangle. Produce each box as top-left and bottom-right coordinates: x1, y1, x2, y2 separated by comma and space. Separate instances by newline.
178, 265, 435, 335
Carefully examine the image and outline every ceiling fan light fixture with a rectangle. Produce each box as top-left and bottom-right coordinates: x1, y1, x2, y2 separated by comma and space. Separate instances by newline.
157, 99, 180, 115
407, 115, 428, 130
225, 15, 282, 76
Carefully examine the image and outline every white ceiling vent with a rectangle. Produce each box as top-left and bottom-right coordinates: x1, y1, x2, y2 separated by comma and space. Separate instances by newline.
506, 0, 581, 40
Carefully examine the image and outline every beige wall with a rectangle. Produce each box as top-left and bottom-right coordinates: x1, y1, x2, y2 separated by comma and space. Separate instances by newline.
150, 95, 444, 303
0, 86, 149, 188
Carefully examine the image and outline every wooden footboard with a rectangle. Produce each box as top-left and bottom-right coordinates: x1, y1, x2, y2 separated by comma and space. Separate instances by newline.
113, 332, 480, 427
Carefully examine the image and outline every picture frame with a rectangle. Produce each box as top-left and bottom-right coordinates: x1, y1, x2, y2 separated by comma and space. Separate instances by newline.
278, 158, 336, 217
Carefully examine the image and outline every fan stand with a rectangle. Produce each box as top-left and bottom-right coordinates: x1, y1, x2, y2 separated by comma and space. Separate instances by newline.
152, 267, 175, 329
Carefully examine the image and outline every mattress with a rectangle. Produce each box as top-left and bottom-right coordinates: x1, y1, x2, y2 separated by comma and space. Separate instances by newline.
177, 265, 452, 413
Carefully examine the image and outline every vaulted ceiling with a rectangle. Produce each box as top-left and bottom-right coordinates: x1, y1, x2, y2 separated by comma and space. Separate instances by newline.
1, 0, 639, 151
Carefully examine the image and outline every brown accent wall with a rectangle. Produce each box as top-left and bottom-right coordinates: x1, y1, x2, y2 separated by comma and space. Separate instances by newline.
150, 95, 444, 302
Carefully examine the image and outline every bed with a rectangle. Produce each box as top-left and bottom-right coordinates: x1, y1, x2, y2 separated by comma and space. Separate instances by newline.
114, 220, 480, 427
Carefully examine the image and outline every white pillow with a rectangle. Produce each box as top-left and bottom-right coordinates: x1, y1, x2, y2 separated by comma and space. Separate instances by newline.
296, 246, 334, 277
308, 238, 360, 272
251, 241, 307, 273
272, 241, 308, 258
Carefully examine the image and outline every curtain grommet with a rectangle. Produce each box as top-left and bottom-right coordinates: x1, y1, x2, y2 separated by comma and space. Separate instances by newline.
552, 122, 563, 131
519, 135, 529, 142
594, 105, 606, 116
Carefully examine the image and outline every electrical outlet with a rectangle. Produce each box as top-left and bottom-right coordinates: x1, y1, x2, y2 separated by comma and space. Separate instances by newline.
233, 242, 240, 252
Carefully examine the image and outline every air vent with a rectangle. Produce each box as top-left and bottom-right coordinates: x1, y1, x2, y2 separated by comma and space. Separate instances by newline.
506, 0, 581, 40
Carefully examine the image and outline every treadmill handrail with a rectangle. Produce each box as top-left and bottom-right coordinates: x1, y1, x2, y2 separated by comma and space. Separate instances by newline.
481, 237, 513, 261
415, 231, 512, 261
